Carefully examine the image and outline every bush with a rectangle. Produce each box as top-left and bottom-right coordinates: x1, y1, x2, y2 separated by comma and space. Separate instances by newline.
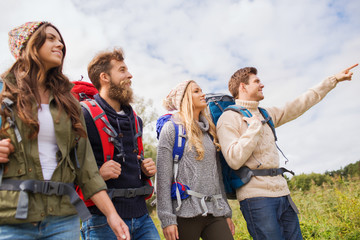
289, 173, 331, 191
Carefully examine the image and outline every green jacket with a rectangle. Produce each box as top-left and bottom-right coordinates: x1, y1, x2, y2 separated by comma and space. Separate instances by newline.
0, 74, 106, 224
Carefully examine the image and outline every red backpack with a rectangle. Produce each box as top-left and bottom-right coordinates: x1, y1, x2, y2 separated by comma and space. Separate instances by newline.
71, 81, 153, 207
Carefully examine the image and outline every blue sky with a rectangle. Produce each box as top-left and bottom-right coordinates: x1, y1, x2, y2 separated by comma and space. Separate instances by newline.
0, 0, 359, 174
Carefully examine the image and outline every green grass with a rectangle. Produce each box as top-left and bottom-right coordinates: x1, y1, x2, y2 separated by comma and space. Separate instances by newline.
150, 177, 360, 239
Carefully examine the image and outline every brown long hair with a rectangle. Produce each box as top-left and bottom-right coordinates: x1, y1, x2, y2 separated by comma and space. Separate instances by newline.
0, 23, 86, 139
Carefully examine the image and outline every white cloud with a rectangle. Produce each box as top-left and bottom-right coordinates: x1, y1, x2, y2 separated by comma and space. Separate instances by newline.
0, 0, 359, 174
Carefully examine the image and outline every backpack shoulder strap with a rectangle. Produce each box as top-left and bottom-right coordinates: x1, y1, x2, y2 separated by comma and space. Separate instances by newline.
169, 118, 186, 211
258, 107, 277, 141
170, 118, 186, 163
258, 108, 288, 161
133, 110, 144, 160
81, 100, 116, 162
224, 106, 277, 141
224, 105, 252, 118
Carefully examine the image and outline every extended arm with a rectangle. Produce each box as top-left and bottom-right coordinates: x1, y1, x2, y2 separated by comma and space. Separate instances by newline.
268, 63, 358, 127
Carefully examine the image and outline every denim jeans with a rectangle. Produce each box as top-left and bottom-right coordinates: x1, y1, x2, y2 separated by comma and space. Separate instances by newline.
81, 213, 160, 240
0, 214, 80, 240
240, 196, 303, 240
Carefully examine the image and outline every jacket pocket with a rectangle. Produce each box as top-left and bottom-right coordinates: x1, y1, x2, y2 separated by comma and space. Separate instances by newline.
3, 152, 26, 178
0, 190, 19, 218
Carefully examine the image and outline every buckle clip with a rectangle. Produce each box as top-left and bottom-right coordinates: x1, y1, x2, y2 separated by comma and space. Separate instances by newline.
203, 196, 212, 201
270, 168, 278, 176
42, 182, 63, 196
125, 189, 137, 198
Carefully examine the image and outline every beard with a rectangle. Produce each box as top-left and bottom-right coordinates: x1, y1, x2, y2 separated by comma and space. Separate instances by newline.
108, 78, 134, 106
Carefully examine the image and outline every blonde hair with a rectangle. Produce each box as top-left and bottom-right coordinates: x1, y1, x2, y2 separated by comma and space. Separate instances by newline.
177, 81, 220, 160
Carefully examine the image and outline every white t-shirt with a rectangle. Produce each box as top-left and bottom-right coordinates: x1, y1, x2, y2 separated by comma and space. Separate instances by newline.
38, 104, 59, 180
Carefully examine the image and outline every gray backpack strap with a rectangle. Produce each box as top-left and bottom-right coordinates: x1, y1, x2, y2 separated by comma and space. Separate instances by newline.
186, 190, 223, 216
233, 166, 294, 186
107, 185, 154, 199
251, 167, 294, 177
0, 98, 25, 185
0, 179, 92, 221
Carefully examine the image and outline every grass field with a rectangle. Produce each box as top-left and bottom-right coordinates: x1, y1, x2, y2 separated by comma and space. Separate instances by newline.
150, 177, 360, 240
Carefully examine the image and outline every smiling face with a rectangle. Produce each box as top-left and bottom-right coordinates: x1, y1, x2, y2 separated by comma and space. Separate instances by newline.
190, 82, 207, 111
38, 26, 64, 72
240, 73, 264, 101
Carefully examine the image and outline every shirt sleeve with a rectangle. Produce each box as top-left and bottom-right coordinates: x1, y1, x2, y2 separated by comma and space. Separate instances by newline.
268, 76, 338, 128
156, 121, 178, 228
75, 111, 107, 200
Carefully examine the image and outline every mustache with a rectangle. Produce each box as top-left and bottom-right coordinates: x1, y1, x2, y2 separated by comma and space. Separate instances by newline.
120, 79, 131, 86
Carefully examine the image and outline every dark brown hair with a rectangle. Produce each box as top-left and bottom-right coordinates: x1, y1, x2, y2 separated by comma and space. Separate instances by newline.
228, 67, 257, 99
0, 23, 86, 139
87, 48, 125, 90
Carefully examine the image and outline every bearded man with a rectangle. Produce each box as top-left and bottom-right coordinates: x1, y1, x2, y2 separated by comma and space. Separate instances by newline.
81, 48, 160, 240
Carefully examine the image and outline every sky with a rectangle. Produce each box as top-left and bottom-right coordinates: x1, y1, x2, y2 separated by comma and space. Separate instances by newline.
0, 0, 359, 174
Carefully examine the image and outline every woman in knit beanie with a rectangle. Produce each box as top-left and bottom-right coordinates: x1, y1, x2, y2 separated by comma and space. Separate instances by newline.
157, 80, 235, 240
0, 22, 130, 240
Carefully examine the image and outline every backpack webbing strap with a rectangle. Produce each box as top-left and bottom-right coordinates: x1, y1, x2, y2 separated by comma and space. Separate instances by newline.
108, 185, 154, 199
1, 98, 27, 185
0, 179, 91, 221
133, 111, 144, 160
225, 105, 252, 117
232, 166, 294, 187
258, 108, 277, 141
287, 195, 299, 214
171, 120, 186, 163
225, 105, 289, 163
257, 108, 290, 163
174, 181, 182, 212
79, 99, 118, 207
251, 167, 294, 176
186, 190, 223, 216
169, 119, 186, 211
2, 98, 22, 143
81, 100, 117, 162
225, 105, 276, 139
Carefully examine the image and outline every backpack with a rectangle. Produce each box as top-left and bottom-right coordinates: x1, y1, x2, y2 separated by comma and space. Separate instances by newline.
205, 93, 293, 199
71, 81, 153, 206
156, 114, 223, 215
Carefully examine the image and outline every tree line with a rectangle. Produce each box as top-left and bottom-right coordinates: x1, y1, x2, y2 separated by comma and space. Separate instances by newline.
287, 160, 360, 191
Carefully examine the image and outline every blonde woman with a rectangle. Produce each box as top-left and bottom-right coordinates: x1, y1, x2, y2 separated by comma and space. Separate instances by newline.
156, 80, 234, 240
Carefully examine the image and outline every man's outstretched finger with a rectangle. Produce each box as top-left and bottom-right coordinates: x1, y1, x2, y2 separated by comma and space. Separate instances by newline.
344, 63, 358, 73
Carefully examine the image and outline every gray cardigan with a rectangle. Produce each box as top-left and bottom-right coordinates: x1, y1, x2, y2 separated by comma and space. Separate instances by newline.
156, 115, 232, 228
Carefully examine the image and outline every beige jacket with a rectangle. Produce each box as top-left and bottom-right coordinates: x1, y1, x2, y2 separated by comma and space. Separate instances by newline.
216, 76, 338, 201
